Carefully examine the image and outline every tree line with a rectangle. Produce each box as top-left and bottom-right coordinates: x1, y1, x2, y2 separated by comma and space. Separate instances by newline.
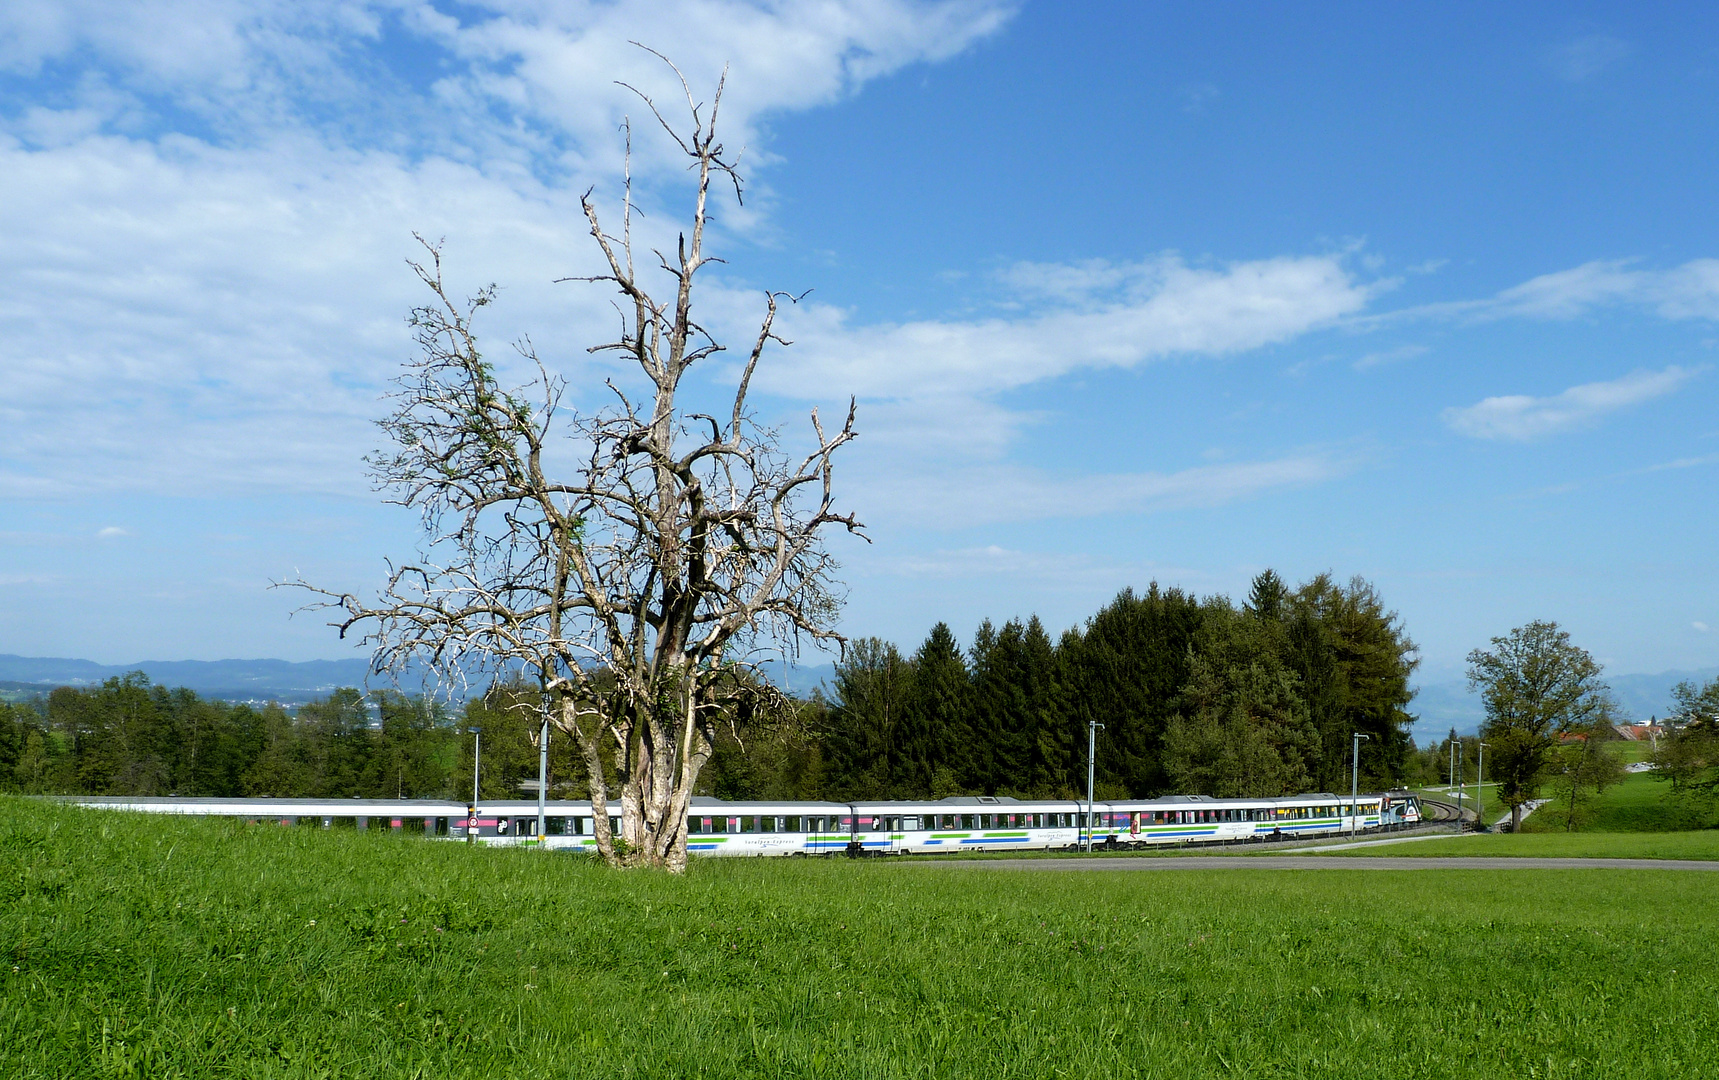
1, 570, 1420, 804
0, 674, 582, 802
803, 571, 1420, 802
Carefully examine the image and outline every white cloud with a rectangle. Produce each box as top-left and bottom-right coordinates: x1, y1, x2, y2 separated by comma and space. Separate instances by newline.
1490, 259, 1719, 321
1695, 621, 1712, 633
1442, 366, 1698, 442
767, 253, 1372, 401
0, 2, 1017, 499
1371, 258, 1719, 329
96, 526, 129, 537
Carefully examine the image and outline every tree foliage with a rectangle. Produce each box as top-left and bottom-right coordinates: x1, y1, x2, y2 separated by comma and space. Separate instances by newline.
1652, 676, 1719, 823
818, 570, 1420, 800
1467, 620, 1612, 829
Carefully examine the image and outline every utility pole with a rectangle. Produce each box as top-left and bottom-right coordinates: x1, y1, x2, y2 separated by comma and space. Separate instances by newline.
1086, 720, 1104, 853
1351, 732, 1371, 837
1456, 735, 1466, 831
468, 727, 482, 844
536, 693, 550, 848
1477, 742, 1489, 832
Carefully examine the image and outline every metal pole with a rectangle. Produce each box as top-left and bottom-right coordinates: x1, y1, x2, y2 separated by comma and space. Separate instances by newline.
1456, 736, 1466, 831
468, 728, 481, 845
1477, 742, 1488, 832
1085, 721, 1103, 852
1351, 732, 1370, 837
537, 710, 549, 848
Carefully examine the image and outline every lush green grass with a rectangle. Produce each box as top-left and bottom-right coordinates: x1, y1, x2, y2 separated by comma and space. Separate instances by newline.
1611, 740, 1655, 765
1522, 771, 1715, 833
1320, 829, 1719, 860
5, 798, 1719, 1079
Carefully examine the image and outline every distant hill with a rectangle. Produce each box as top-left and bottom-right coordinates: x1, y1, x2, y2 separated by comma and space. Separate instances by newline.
0, 653, 840, 705
0, 654, 381, 704
1407, 664, 1719, 742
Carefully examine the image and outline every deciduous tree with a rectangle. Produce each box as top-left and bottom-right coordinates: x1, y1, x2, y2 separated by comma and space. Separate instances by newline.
290, 56, 860, 871
1466, 621, 1610, 830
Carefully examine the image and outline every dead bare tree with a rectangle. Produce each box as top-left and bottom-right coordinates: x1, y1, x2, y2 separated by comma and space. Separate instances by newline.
286, 55, 861, 871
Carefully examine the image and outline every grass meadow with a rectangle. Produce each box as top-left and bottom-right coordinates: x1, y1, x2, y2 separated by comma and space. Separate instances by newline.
1321, 830, 1719, 860
5, 797, 1718, 1079
1522, 772, 1716, 833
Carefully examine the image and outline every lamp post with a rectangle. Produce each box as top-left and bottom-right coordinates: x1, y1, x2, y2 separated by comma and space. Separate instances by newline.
1086, 720, 1104, 853
1476, 742, 1489, 832
468, 726, 482, 845
1350, 732, 1371, 837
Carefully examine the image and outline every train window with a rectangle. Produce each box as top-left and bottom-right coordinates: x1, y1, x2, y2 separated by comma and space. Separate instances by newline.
784, 816, 800, 833
739, 817, 756, 833
688, 817, 705, 835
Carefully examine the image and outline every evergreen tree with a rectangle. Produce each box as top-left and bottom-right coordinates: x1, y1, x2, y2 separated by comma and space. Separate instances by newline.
1060, 584, 1205, 797
1284, 574, 1418, 790
0, 702, 22, 790
1164, 602, 1318, 797
824, 638, 910, 798
896, 623, 969, 797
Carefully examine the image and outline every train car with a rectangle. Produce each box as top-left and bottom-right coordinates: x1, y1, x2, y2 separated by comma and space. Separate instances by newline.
63, 789, 1401, 854
1382, 790, 1421, 826
63, 796, 470, 834
846, 797, 1089, 853
682, 800, 852, 856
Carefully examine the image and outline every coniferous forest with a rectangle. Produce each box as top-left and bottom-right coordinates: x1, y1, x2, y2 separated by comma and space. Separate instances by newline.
0, 571, 1421, 802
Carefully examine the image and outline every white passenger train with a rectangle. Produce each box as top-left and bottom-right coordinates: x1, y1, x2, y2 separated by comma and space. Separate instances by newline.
66, 791, 1419, 854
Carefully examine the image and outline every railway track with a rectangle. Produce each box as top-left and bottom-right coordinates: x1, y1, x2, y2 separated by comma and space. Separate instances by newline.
1420, 798, 1475, 827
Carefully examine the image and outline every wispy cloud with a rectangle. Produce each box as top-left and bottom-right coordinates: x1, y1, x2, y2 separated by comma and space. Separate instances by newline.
770, 253, 1373, 402
96, 526, 129, 538
1364, 258, 1719, 329
1443, 366, 1699, 442
846, 451, 1361, 529
1545, 34, 1633, 82
1177, 82, 1220, 115
1353, 344, 1428, 371
1640, 452, 1719, 473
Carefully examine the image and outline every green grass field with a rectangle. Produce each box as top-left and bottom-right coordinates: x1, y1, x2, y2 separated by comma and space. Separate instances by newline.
1319, 830, 1719, 860
5, 797, 1718, 1079
1522, 771, 1715, 833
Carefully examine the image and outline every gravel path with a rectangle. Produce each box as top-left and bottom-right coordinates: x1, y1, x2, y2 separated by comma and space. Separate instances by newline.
911, 855, 1719, 871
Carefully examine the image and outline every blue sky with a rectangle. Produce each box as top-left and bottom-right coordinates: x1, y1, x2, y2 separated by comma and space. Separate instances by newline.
2, 1, 1717, 689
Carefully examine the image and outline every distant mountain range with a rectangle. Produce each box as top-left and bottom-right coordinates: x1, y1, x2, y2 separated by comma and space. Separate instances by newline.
1408, 665, 1719, 741
0, 653, 839, 705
